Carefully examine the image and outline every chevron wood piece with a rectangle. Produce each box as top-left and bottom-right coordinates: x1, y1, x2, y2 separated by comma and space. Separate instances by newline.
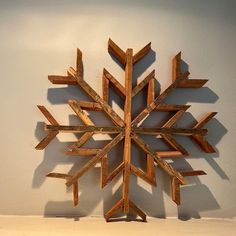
36, 39, 217, 222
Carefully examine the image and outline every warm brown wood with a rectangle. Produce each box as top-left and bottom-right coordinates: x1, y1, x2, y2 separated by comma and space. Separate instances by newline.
36, 40, 217, 222
130, 164, 156, 186
105, 198, 124, 221
171, 177, 181, 205
68, 99, 94, 126
191, 134, 216, 153
133, 42, 151, 64
103, 68, 126, 98
73, 181, 79, 206
132, 70, 155, 97
65, 148, 100, 156
193, 112, 217, 128
132, 134, 185, 185
45, 125, 122, 134
48, 75, 78, 85
181, 170, 206, 177
108, 38, 126, 65
122, 49, 133, 213
66, 132, 124, 187
134, 127, 207, 136
129, 200, 147, 222
35, 131, 59, 150
68, 67, 125, 127
37, 105, 59, 125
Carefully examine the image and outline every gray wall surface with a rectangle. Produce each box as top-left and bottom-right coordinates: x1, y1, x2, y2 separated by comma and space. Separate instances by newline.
0, 0, 235, 219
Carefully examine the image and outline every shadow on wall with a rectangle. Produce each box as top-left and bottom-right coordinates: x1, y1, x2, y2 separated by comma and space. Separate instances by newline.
33, 45, 227, 220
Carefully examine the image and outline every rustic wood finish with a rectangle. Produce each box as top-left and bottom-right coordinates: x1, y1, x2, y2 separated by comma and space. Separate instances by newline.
36, 39, 217, 222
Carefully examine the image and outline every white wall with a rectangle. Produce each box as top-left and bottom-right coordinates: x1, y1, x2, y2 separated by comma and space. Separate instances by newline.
0, 0, 235, 219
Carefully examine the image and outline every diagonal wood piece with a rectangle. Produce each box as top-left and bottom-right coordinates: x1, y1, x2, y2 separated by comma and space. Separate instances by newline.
37, 105, 59, 125
105, 198, 124, 221
102, 71, 109, 102
68, 67, 125, 127
161, 134, 189, 156
147, 78, 155, 105
66, 132, 124, 187
48, 75, 77, 85
68, 132, 94, 150
132, 134, 185, 185
129, 200, 147, 222
132, 70, 155, 97
191, 134, 216, 153
46, 173, 72, 180
75, 101, 102, 111
172, 52, 181, 82
131, 71, 190, 126
177, 79, 208, 88
65, 148, 100, 156
157, 151, 184, 158
162, 109, 188, 128
68, 99, 94, 126
103, 68, 126, 98
100, 155, 108, 188
35, 130, 59, 150
102, 162, 125, 188
146, 154, 156, 182
130, 164, 156, 186
193, 112, 217, 129
108, 39, 126, 66
133, 42, 151, 65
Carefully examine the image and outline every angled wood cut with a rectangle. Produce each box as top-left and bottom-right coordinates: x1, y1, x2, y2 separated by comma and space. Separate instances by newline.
36, 38, 217, 222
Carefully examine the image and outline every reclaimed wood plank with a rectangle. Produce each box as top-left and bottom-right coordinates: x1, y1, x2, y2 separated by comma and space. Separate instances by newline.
37, 105, 59, 125
133, 42, 151, 64
108, 39, 126, 66
35, 131, 59, 150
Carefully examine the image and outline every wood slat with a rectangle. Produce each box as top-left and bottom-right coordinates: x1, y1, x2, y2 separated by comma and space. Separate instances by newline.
162, 110, 186, 128
66, 132, 124, 187
172, 52, 181, 82
129, 200, 147, 222
37, 105, 59, 125
105, 198, 124, 221
193, 112, 217, 129
157, 151, 184, 158
130, 164, 156, 186
155, 104, 190, 112
102, 72, 109, 102
123, 48, 133, 213
65, 148, 100, 156
35, 131, 59, 150
133, 42, 151, 64
191, 134, 216, 153
132, 70, 155, 97
46, 173, 72, 180
73, 181, 79, 206
103, 68, 126, 98
48, 75, 77, 85
181, 170, 206, 177
68, 132, 94, 150
76, 101, 102, 111
68, 67, 125, 127
68, 99, 94, 126
132, 134, 185, 185
177, 79, 208, 88
108, 38, 126, 66
171, 177, 181, 205
76, 48, 83, 78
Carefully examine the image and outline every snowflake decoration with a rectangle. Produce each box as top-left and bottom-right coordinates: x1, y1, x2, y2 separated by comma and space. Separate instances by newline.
36, 39, 217, 221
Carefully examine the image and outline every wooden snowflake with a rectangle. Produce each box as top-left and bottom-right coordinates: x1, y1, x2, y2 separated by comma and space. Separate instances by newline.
36, 39, 217, 221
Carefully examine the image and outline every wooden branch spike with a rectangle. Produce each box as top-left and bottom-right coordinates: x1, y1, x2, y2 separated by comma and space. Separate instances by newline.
102, 162, 124, 188
48, 75, 77, 85
132, 70, 155, 97
100, 155, 108, 188
68, 67, 125, 127
146, 154, 156, 182
46, 173, 72, 180
129, 200, 147, 222
162, 110, 187, 128
191, 134, 216, 153
172, 52, 181, 82
37, 105, 59, 125
132, 134, 185, 185
193, 112, 217, 129
68, 132, 94, 150
181, 170, 206, 177
76, 101, 102, 111
76, 48, 83, 78
177, 79, 208, 88
35, 130, 59, 150
130, 164, 156, 186
155, 104, 191, 112
105, 198, 124, 221
102, 71, 109, 102
66, 132, 124, 187
161, 134, 189, 156
103, 68, 126, 98
108, 39, 126, 66
171, 177, 181, 205
73, 181, 79, 206
68, 99, 94, 126
133, 42, 151, 64
65, 148, 100, 156
147, 78, 155, 105
157, 151, 184, 158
